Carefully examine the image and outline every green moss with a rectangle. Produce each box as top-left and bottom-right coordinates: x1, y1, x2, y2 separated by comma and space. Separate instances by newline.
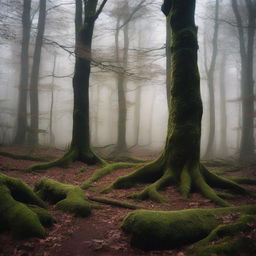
191, 237, 256, 256
0, 173, 45, 208
122, 206, 256, 251
88, 196, 139, 209
81, 162, 138, 189
0, 185, 46, 239
35, 178, 91, 217
0, 151, 48, 162
228, 176, 256, 185
29, 206, 56, 228
193, 214, 255, 247
122, 208, 218, 250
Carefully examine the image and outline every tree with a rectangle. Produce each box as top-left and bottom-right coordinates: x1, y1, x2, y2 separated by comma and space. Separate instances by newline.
219, 53, 228, 156
203, 0, 220, 159
14, 0, 31, 145
103, 0, 248, 207
231, 0, 256, 161
28, 0, 108, 171
28, 0, 47, 146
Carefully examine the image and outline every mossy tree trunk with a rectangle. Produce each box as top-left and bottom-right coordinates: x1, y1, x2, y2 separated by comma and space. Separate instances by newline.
14, 0, 31, 145
27, 0, 108, 172
28, 0, 46, 146
104, 0, 249, 206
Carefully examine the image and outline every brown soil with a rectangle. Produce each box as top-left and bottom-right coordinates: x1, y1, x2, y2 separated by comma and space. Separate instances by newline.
0, 146, 256, 256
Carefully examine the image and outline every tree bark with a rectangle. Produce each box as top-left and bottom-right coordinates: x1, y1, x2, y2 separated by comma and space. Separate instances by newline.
105, 0, 249, 207
28, 0, 46, 146
14, 0, 31, 145
219, 54, 228, 156
232, 0, 255, 161
204, 0, 220, 159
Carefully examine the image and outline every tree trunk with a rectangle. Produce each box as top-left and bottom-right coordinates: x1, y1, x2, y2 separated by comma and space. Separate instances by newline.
204, 0, 219, 159
28, 0, 46, 146
115, 17, 128, 152
105, 0, 248, 207
49, 54, 56, 147
14, 0, 31, 145
70, 0, 99, 162
27, 0, 108, 171
232, 0, 255, 161
219, 54, 228, 156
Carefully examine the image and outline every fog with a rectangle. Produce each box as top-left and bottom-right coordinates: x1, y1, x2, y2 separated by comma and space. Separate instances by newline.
0, 0, 255, 160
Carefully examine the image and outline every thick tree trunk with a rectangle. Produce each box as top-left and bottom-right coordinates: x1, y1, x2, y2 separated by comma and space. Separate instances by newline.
204, 0, 219, 159
14, 0, 31, 145
28, 0, 46, 146
219, 54, 228, 156
27, 0, 108, 171
105, 0, 249, 207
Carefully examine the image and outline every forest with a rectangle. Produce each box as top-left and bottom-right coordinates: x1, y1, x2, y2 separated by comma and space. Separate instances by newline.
0, 0, 256, 255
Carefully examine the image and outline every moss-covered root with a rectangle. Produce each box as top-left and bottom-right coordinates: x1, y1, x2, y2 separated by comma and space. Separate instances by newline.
0, 151, 48, 162
0, 173, 45, 208
88, 196, 139, 209
35, 178, 91, 217
102, 158, 164, 193
26, 149, 79, 172
81, 162, 139, 189
0, 185, 46, 239
192, 214, 255, 248
189, 237, 256, 256
29, 206, 57, 228
121, 206, 256, 251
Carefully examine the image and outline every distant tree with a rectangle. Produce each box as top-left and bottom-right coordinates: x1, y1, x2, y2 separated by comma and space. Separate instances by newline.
28, 0, 47, 146
14, 0, 31, 145
231, 0, 256, 161
219, 53, 228, 156
203, 0, 220, 159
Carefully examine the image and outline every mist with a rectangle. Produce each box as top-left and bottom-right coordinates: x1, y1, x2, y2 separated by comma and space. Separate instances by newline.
0, 0, 255, 161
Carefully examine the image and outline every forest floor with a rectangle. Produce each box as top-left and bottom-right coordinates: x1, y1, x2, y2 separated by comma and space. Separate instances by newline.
0, 145, 256, 256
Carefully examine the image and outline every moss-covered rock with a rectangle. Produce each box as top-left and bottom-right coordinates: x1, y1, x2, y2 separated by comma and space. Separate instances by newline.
35, 178, 91, 217
0, 185, 45, 239
122, 206, 256, 251
0, 173, 54, 239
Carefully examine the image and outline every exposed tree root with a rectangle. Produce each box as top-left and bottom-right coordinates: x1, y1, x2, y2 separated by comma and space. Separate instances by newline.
88, 196, 140, 209
0, 151, 49, 162
102, 157, 252, 206
34, 178, 93, 217
121, 205, 256, 251
189, 214, 256, 256
27, 147, 105, 172
81, 162, 140, 189
0, 173, 54, 239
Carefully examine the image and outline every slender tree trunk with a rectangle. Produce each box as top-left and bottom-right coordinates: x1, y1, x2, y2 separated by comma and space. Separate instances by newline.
115, 17, 128, 152
29, 0, 46, 146
232, 0, 255, 161
204, 0, 219, 159
134, 86, 141, 145
14, 0, 31, 145
49, 54, 57, 147
219, 54, 228, 156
